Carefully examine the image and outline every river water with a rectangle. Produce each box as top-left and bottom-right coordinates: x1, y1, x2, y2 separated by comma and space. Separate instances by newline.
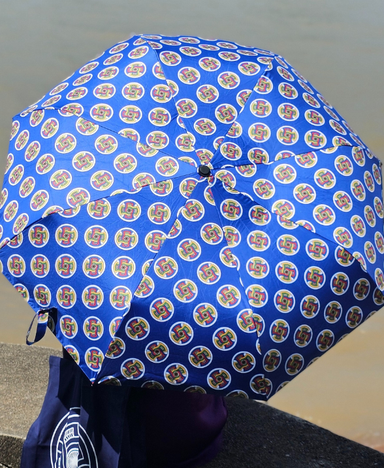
1, 0, 384, 452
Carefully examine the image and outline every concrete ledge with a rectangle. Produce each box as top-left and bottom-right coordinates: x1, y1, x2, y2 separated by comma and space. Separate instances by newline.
0, 435, 24, 468
204, 399, 384, 467
0, 343, 61, 467
1, 343, 384, 467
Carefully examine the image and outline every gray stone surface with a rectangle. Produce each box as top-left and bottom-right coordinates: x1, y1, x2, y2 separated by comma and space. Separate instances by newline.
203, 399, 384, 467
1, 343, 384, 467
0, 343, 61, 467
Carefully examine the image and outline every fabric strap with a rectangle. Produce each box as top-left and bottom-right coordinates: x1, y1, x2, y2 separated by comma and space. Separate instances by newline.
26, 310, 50, 345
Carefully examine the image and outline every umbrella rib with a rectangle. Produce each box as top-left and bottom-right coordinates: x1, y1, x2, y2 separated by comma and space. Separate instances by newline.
0, 169, 198, 252
213, 171, 379, 285
140, 36, 202, 167
142, 36, 271, 169
27, 108, 177, 159
207, 62, 274, 169
209, 144, 378, 173
208, 180, 263, 341
106, 178, 205, 342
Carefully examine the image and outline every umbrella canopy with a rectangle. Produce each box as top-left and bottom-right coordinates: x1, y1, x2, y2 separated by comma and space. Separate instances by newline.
0, 34, 383, 399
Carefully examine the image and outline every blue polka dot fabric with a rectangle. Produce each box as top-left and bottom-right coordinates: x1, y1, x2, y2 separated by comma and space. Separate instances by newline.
0, 34, 383, 399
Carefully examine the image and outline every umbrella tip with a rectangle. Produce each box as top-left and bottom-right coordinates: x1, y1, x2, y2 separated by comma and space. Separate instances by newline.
198, 165, 211, 177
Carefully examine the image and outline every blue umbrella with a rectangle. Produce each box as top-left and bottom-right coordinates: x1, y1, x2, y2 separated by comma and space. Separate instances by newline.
0, 34, 383, 399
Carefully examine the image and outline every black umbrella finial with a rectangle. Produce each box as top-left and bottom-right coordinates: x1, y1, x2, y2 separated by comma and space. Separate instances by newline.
198, 165, 211, 177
